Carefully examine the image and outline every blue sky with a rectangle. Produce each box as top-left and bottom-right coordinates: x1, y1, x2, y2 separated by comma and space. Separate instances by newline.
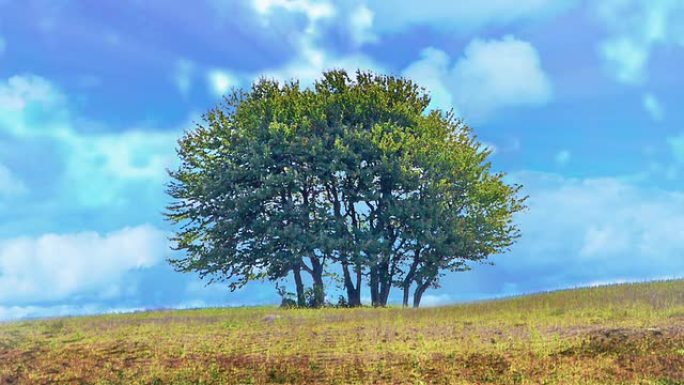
1, 0, 684, 320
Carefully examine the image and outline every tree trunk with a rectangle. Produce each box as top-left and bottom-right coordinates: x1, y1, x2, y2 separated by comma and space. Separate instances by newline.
355, 264, 362, 304
379, 278, 391, 306
371, 177, 392, 307
342, 261, 361, 307
413, 280, 431, 308
378, 262, 391, 307
380, 285, 391, 307
293, 266, 305, 307
402, 283, 411, 307
313, 275, 325, 307
310, 258, 325, 307
402, 254, 420, 307
370, 266, 380, 307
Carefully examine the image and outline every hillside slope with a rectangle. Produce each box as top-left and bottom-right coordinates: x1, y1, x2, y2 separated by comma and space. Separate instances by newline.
2, 280, 684, 384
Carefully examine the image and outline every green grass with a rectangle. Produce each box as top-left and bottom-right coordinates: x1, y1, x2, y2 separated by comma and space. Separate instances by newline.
3, 279, 684, 384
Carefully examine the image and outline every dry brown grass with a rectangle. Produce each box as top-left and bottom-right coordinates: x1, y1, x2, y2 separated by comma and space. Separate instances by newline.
3, 279, 684, 384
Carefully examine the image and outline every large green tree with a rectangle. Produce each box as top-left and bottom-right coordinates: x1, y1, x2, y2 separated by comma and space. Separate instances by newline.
166, 70, 525, 307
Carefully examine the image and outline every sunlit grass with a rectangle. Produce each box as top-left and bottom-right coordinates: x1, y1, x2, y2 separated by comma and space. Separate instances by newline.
2, 280, 684, 384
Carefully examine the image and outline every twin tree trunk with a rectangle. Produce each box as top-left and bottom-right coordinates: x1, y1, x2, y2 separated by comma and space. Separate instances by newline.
342, 262, 362, 307
293, 266, 306, 307
402, 253, 420, 308
413, 280, 431, 308
369, 262, 392, 307
291, 258, 326, 308
293, 255, 431, 308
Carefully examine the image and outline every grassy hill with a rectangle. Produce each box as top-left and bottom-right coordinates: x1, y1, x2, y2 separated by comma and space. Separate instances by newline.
3, 280, 684, 384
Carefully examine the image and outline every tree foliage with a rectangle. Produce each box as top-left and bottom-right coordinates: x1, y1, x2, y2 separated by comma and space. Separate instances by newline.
166, 70, 526, 307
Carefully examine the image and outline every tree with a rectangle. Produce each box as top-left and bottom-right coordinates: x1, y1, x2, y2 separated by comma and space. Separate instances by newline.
166, 79, 330, 307
166, 70, 525, 307
390, 115, 526, 307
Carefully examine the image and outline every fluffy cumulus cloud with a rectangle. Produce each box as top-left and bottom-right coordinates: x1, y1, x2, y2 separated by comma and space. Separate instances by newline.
595, 0, 684, 84
0, 225, 168, 305
402, 48, 455, 113
451, 36, 552, 118
401, 36, 552, 120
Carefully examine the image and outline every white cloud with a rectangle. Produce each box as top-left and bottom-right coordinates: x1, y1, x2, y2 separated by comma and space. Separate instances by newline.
0, 74, 73, 143
402, 48, 455, 112
205, 1, 384, 93
499, 171, 684, 287
0, 163, 27, 197
70, 131, 176, 181
253, 0, 335, 22
668, 133, 684, 163
479, 141, 498, 156
348, 4, 377, 47
642, 92, 664, 121
286, 169, 684, 304
420, 293, 453, 307
0, 74, 63, 117
401, 36, 552, 120
580, 225, 631, 258
0, 304, 145, 322
259, 48, 382, 87
65, 130, 178, 206
432, 171, 684, 300
0, 74, 181, 207
554, 150, 571, 166
218, 1, 557, 109
207, 69, 238, 97
247, 0, 383, 87
451, 36, 552, 119
594, 0, 684, 84
174, 59, 195, 97
599, 37, 649, 84
586, 278, 631, 288
0, 225, 168, 305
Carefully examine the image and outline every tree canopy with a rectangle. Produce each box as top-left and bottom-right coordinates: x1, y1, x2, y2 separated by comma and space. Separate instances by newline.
166, 70, 526, 308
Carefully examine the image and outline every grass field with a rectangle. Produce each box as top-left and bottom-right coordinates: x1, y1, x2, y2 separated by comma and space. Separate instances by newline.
3, 280, 684, 384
